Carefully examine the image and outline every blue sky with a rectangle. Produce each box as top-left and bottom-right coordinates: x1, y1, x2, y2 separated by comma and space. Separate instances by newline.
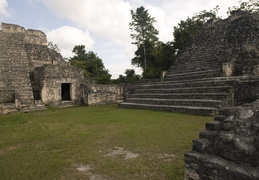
0, 0, 241, 78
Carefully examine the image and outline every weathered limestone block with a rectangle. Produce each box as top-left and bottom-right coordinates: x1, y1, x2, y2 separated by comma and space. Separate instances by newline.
0, 23, 96, 114
1, 23, 47, 45
39, 65, 86, 106
185, 100, 259, 179
1, 23, 26, 33
87, 84, 123, 105
25, 29, 47, 45
185, 151, 259, 180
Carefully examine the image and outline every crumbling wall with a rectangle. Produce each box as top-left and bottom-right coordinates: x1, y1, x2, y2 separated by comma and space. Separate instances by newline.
183, 11, 259, 179
185, 100, 259, 179
87, 84, 123, 105
171, 11, 259, 77
0, 23, 71, 113
0, 22, 123, 114
0, 26, 34, 106
38, 64, 87, 106
1, 23, 47, 45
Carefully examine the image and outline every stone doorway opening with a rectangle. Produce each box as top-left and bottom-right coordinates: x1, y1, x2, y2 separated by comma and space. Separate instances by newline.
61, 83, 71, 101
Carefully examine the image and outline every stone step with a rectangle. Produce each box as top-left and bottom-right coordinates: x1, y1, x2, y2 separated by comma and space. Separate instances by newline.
118, 102, 218, 116
168, 61, 221, 73
164, 70, 221, 81
134, 86, 234, 94
166, 69, 216, 76
125, 98, 224, 108
129, 93, 230, 100
141, 79, 235, 89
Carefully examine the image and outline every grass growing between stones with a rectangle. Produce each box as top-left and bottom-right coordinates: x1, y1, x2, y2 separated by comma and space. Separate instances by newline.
0, 104, 213, 180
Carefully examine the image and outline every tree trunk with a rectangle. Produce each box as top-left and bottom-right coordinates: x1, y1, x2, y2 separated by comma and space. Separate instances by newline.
143, 43, 147, 70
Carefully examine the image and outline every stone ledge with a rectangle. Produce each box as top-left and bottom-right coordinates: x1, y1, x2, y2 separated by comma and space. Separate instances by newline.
185, 151, 259, 180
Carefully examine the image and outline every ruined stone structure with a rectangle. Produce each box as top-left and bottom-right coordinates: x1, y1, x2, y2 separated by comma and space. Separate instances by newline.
0, 23, 122, 114
185, 101, 259, 179
119, 11, 259, 116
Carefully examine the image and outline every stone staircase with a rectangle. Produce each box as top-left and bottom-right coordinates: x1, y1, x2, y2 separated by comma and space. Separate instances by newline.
119, 75, 236, 115
0, 32, 35, 107
119, 11, 259, 116
118, 54, 238, 116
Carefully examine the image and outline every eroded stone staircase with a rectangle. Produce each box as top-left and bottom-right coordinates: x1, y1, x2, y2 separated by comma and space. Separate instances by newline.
119, 12, 259, 116
118, 52, 239, 116
119, 71, 237, 115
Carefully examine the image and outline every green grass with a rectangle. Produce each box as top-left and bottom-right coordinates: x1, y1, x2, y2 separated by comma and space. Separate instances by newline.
0, 104, 213, 180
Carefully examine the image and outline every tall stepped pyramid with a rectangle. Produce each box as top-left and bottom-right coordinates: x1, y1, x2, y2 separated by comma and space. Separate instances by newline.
0, 30, 34, 107
0, 23, 62, 113
119, 11, 259, 116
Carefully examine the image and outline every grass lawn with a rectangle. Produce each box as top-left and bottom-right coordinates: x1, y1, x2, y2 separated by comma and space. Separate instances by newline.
0, 104, 213, 180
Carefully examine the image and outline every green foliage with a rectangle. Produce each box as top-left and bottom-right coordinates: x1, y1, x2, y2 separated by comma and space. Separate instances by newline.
114, 69, 141, 83
130, 6, 159, 71
47, 42, 61, 53
0, 105, 212, 180
129, 6, 176, 79
228, 0, 259, 14
173, 6, 221, 56
193, 5, 221, 23
155, 41, 176, 72
129, 6, 159, 45
70, 45, 111, 84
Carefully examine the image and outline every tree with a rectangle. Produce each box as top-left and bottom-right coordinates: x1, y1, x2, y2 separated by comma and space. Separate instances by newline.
47, 42, 61, 53
69, 45, 111, 84
228, 0, 258, 14
129, 6, 159, 71
172, 6, 221, 56
125, 69, 141, 83
155, 41, 176, 71
114, 69, 140, 84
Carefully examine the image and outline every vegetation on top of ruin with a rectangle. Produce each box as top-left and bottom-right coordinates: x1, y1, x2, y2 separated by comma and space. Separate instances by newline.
228, 0, 258, 14
47, 42, 61, 53
69, 45, 112, 84
68, 0, 257, 84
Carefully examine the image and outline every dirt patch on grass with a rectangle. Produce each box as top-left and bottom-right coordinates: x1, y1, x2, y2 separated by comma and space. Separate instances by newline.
71, 163, 107, 180
157, 153, 176, 162
105, 146, 140, 160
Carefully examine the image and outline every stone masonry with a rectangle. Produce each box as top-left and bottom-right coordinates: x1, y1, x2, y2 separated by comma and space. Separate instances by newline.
185, 100, 259, 180
119, 11, 259, 116
0, 23, 122, 114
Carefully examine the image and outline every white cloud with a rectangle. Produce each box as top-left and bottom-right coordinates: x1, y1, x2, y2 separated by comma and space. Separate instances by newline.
46, 26, 94, 58
40, 0, 132, 45
0, 0, 9, 17
33, 0, 241, 78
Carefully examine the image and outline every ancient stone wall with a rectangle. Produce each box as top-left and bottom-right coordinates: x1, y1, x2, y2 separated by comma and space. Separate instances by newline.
1, 23, 47, 45
38, 64, 87, 106
87, 84, 123, 106
25, 44, 67, 72
0, 23, 122, 114
0, 28, 34, 106
185, 100, 259, 179
171, 11, 259, 77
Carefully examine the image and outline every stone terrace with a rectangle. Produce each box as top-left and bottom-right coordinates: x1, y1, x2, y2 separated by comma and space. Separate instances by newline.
119, 11, 259, 116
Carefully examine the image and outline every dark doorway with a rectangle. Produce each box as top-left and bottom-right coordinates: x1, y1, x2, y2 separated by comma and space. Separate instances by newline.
61, 83, 71, 101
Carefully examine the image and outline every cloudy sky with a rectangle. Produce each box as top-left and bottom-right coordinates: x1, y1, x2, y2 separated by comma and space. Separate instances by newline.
0, 0, 241, 78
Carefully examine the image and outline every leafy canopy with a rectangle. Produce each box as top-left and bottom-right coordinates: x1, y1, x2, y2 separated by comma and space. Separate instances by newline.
129, 6, 159, 45
129, 6, 159, 71
173, 6, 221, 55
114, 69, 141, 84
228, 0, 258, 14
69, 45, 111, 84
